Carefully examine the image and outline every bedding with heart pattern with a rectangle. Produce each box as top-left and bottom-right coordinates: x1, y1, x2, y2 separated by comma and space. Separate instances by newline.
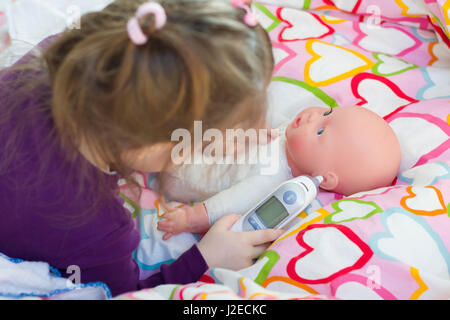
116, 0, 450, 300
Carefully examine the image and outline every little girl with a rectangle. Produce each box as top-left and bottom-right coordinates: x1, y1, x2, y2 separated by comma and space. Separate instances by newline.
0, 0, 284, 297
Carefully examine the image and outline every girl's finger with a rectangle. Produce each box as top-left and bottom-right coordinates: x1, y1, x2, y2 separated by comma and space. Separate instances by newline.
157, 220, 169, 229
212, 214, 241, 231
248, 228, 285, 246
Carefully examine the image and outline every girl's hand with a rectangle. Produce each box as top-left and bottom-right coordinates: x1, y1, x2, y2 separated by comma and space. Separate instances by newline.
197, 214, 285, 270
157, 201, 210, 240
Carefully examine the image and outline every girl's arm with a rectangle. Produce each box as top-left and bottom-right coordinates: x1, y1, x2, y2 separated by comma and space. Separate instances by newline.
61, 211, 282, 297
60, 242, 207, 297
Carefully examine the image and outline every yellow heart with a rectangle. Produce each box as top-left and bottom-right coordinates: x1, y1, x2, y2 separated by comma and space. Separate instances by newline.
261, 276, 318, 295
304, 40, 374, 87
444, 0, 450, 25
394, 0, 426, 18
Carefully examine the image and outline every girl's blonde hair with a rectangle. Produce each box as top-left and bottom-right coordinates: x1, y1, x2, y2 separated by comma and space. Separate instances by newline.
0, 0, 274, 225
47, 0, 274, 177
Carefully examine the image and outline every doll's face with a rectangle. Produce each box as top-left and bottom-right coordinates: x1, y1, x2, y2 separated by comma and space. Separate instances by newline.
285, 106, 335, 176
285, 105, 401, 195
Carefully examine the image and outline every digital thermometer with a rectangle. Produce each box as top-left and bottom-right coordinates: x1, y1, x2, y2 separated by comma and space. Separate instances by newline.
230, 175, 323, 232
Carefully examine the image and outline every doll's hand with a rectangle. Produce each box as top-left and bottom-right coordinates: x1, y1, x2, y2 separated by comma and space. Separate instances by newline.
157, 200, 210, 240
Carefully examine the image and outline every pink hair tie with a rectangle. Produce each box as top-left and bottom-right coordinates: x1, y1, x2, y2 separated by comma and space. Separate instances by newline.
231, 0, 258, 27
127, 2, 167, 45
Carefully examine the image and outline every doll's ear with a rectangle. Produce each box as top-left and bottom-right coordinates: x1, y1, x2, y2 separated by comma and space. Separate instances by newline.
318, 171, 339, 191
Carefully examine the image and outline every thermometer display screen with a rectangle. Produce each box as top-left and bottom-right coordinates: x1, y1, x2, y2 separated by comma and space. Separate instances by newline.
255, 196, 289, 228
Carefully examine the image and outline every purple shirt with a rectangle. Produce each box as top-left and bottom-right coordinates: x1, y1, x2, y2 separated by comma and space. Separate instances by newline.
0, 37, 208, 297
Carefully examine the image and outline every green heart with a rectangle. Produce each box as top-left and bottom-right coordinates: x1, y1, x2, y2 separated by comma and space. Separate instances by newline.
324, 199, 382, 224
371, 52, 418, 77
254, 3, 281, 33
272, 76, 338, 108
254, 250, 280, 285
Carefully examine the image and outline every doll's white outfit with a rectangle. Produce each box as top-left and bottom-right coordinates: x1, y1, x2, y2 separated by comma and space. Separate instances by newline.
159, 123, 294, 225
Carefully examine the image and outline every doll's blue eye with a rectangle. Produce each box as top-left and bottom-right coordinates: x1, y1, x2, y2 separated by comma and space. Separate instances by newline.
317, 128, 325, 135
323, 108, 332, 116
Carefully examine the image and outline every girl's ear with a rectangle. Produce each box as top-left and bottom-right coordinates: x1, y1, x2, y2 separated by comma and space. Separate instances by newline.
318, 171, 339, 191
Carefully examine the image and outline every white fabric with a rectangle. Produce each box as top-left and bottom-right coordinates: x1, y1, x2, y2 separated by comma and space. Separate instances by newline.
0, 254, 110, 300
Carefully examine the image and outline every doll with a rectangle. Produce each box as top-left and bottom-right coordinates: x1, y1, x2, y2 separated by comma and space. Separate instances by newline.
157, 105, 401, 239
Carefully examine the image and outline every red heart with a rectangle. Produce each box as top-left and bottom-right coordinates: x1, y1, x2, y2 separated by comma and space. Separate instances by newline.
323, 0, 362, 13
277, 8, 334, 42
287, 224, 373, 284
351, 73, 418, 121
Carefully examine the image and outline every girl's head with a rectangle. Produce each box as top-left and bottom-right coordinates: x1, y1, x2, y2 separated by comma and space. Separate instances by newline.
44, 0, 274, 176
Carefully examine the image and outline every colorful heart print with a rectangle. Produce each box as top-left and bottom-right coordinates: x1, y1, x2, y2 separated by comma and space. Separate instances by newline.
320, 13, 347, 25
351, 73, 418, 120
272, 208, 331, 246
331, 32, 351, 46
353, 22, 421, 57
324, 199, 383, 224
398, 161, 450, 186
304, 40, 374, 87
252, 250, 280, 285
268, 76, 337, 121
287, 224, 373, 284
394, 0, 428, 17
370, 208, 450, 279
119, 193, 140, 218
118, 170, 147, 188
444, 1, 450, 25
323, 0, 362, 13
409, 266, 450, 299
372, 53, 418, 76
412, 28, 437, 43
388, 115, 449, 172
253, 3, 281, 33
350, 186, 402, 200
277, 8, 334, 42
177, 282, 237, 300
428, 42, 450, 67
272, 42, 296, 73
400, 186, 447, 216
262, 276, 318, 296
417, 67, 450, 100
206, 268, 291, 300
410, 266, 428, 300
331, 273, 397, 300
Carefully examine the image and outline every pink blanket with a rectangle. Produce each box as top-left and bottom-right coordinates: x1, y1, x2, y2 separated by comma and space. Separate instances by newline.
116, 0, 450, 300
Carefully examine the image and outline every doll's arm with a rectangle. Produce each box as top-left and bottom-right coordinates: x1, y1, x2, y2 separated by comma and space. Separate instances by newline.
157, 173, 284, 240
203, 173, 285, 225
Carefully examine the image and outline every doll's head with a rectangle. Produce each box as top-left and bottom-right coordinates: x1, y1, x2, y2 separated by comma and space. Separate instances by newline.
285, 105, 401, 196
